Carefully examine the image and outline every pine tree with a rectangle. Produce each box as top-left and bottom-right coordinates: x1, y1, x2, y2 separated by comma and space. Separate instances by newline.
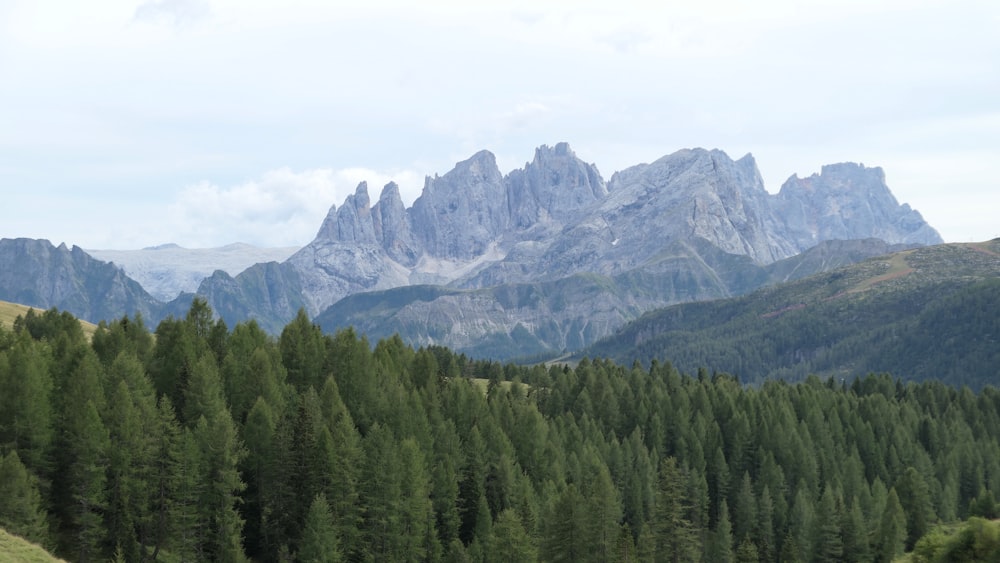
148, 396, 190, 561
398, 437, 438, 561
583, 459, 622, 562
490, 509, 537, 563
896, 466, 934, 550
874, 488, 907, 563
222, 321, 286, 424
652, 457, 700, 562
811, 486, 843, 563
280, 309, 326, 391
0, 450, 50, 547
778, 531, 804, 563
787, 483, 815, 561
735, 534, 759, 563
298, 493, 342, 563
360, 423, 403, 560
63, 399, 111, 561
755, 485, 776, 563
103, 378, 151, 561
706, 499, 734, 563
191, 412, 247, 562
321, 379, 363, 559
185, 347, 247, 562
0, 333, 53, 477
541, 484, 588, 563
840, 497, 870, 563
732, 471, 757, 545
242, 397, 278, 559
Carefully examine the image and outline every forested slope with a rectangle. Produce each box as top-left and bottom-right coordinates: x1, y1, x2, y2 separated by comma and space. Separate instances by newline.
585, 240, 1000, 389
2, 303, 1000, 561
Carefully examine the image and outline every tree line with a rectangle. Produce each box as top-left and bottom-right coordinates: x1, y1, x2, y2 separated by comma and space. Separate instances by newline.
1, 301, 1000, 562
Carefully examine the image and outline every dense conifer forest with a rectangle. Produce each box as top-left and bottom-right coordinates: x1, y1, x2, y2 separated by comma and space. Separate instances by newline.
2, 302, 1000, 562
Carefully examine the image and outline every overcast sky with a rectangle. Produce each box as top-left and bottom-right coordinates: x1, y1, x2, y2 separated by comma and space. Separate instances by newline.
2, 0, 997, 249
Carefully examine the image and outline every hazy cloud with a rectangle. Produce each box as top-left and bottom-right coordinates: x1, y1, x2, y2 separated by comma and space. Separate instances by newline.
134, 0, 211, 27
163, 167, 425, 248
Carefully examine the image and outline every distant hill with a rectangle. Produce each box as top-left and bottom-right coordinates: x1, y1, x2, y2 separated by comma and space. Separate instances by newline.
583, 240, 1000, 388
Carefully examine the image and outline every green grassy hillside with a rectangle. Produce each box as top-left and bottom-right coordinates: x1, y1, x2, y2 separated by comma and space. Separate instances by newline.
0, 528, 64, 563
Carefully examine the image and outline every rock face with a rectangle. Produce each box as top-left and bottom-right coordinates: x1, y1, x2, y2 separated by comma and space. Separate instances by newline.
190, 143, 943, 349
0, 238, 162, 323
773, 163, 942, 250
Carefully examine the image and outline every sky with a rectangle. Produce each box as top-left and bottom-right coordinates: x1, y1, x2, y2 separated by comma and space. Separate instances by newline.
1, 0, 997, 250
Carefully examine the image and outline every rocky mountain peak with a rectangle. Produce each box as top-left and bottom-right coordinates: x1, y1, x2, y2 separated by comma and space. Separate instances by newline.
595, 148, 792, 268
373, 181, 419, 266
323, 181, 377, 245
409, 150, 507, 261
774, 162, 942, 250
507, 141, 607, 229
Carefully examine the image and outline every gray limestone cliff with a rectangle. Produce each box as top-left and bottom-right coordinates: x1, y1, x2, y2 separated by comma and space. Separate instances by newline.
0, 238, 162, 324
773, 163, 943, 250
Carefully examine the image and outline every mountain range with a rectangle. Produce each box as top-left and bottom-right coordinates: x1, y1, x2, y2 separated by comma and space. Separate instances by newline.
0, 143, 944, 359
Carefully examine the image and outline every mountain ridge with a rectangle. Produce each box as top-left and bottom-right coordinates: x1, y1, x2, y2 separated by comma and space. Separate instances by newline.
0, 143, 944, 357
582, 239, 1000, 388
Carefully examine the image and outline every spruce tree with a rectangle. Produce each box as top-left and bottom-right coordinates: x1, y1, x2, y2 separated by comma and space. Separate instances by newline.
0, 450, 50, 547
735, 534, 759, 563
652, 457, 699, 562
63, 399, 111, 562
0, 333, 53, 477
875, 488, 907, 563
298, 493, 342, 563
811, 486, 843, 563
706, 499, 734, 563
491, 509, 537, 562
896, 466, 934, 550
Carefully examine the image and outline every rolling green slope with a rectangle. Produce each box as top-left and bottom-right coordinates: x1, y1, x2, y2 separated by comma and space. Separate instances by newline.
584, 240, 1000, 388
0, 528, 64, 562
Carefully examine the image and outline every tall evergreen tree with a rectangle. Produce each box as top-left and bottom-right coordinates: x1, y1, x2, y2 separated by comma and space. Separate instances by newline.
242, 397, 278, 560
652, 457, 700, 562
360, 423, 403, 560
298, 493, 342, 563
706, 499, 734, 563
0, 332, 53, 477
735, 534, 759, 563
811, 486, 843, 563
280, 309, 326, 391
541, 484, 588, 563
490, 509, 537, 563
732, 471, 757, 544
840, 497, 870, 563
63, 399, 111, 562
896, 466, 934, 550
875, 488, 907, 563
0, 450, 50, 548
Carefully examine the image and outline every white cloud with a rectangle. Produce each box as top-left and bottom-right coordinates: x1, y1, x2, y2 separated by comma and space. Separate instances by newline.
161, 167, 426, 249
133, 0, 211, 27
